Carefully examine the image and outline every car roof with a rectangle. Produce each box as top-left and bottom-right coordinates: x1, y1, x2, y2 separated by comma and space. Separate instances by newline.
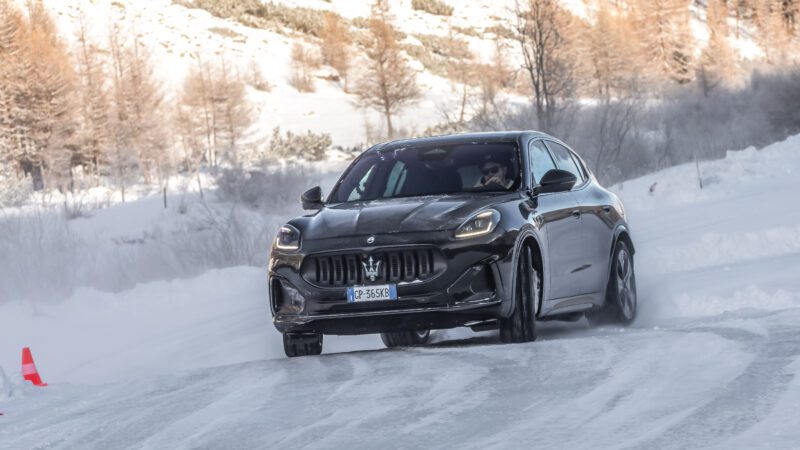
370, 131, 553, 152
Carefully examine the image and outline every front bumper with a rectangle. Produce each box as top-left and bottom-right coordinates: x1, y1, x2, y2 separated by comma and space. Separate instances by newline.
268, 229, 517, 334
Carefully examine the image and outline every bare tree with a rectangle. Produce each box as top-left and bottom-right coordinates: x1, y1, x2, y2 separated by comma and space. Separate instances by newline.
177, 56, 252, 171
289, 41, 320, 93
107, 26, 138, 201
514, 0, 577, 133
353, 0, 420, 139
587, 96, 643, 180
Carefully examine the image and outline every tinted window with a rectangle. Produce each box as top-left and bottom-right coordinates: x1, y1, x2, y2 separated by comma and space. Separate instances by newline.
546, 141, 584, 183
529, 140, 557, 184
331, 142, 521, 203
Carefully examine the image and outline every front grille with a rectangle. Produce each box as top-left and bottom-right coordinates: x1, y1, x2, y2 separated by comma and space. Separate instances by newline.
301, 248, 444, 287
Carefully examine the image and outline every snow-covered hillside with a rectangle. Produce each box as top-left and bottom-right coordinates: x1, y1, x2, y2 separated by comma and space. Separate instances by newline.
34, 0, 769, 148
1, 134, 799, 447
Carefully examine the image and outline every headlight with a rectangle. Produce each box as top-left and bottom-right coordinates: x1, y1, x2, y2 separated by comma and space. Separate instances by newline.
455, 209, 501, 239
275, 224, 301, 250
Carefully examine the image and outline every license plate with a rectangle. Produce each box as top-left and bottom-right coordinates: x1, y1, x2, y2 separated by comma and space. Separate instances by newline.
347, 284, 397, 303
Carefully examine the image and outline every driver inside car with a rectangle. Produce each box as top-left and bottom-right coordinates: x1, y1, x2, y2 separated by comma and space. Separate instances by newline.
476, 158, 513, 189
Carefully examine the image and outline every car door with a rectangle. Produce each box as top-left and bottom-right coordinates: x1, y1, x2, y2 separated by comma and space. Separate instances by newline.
567, 151, 615, 295
528, 140, 584, 300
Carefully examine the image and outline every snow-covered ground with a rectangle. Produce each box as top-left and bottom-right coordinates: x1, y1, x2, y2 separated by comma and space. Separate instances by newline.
1, 135, 800, 447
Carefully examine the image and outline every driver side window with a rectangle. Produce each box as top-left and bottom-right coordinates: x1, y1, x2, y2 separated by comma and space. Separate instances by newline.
529, 140, 557, 185
347, 165, 375, 201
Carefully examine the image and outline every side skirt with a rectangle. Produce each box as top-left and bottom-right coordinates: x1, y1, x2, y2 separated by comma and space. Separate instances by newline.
540, 292, 603, 317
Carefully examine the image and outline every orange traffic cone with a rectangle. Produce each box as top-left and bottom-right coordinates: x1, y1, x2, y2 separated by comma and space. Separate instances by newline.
21, 347, 47, 387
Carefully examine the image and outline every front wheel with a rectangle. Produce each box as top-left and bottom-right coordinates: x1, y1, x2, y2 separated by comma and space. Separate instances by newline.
381, 330, 431, 348
588, 240, 637, 325
283, 332, 323, 357
500, 244, 539, 343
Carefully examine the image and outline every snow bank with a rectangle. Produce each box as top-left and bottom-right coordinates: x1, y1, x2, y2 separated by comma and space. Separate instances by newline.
613, 133, 800, 212
0, 267, 381, 384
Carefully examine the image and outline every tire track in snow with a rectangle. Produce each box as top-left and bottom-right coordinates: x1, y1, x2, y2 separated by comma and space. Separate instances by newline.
638, 314, 800, 449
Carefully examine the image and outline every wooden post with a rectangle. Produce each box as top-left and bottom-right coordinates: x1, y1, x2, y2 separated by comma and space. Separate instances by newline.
695, 158, 703, 190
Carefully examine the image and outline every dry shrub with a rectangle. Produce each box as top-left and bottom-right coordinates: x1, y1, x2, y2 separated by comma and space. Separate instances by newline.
268, 127, 332, 161
411, 0, 453, 16
179, 0, 333, 37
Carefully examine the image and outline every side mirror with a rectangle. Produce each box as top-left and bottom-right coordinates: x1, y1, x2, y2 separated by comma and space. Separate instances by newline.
537, 169, 577, 194
301, 186, 324, 210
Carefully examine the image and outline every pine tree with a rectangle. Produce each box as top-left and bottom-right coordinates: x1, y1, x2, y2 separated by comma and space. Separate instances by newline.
633, 0, 694, 85
0, 0, 25, 172
754, 0, 793, 63
211, 55, 252, 168
353, 0, 420, 139
319, 12, 351, 91
585, 2, 641, 98
126, 35, 169, 185
73, 10, 110, 183
17, 0, 78, 191
107, 26, 169, 193
697, 0, 736, 96
107, 26, 138, 201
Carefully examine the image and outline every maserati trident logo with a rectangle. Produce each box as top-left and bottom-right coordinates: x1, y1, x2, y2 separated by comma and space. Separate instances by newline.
362, 256, 381, 282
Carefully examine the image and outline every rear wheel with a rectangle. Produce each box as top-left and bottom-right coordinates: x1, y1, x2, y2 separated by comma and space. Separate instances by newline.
588, 241, 637, 325
381, 329, 431, 348
283, 332, 323, 357
500, 244, 539, 343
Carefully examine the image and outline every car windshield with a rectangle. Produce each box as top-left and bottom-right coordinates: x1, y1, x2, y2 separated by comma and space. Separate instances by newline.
330, 142, 521, 203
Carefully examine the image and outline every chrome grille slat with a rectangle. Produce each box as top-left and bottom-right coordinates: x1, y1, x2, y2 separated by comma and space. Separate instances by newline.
301, 248, 443, 287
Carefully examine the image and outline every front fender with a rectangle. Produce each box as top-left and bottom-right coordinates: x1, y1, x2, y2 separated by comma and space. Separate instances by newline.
503, 224, 546, 318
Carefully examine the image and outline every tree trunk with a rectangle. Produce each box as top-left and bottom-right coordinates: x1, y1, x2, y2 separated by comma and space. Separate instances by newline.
385, 107, 393, 139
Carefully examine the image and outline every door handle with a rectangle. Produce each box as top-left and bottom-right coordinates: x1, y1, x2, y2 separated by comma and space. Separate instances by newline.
602, 205, 611, 214
571, 209, 581, 219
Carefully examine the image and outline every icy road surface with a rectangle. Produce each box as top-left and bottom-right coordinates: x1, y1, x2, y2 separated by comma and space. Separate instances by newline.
2, 136, 800, 448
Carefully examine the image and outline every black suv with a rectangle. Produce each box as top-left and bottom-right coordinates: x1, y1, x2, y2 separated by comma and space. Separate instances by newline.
269, 132, 636, 357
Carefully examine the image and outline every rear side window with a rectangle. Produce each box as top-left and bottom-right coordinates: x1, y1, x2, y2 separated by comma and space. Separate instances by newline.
545, 141, 584, 184
529, 140, 557, 185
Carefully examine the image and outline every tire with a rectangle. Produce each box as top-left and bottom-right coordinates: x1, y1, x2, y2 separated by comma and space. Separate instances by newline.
381, 329, 431, 348
283, 333, 323, 357
500, 244, 539, 343
588, 240, 637, 326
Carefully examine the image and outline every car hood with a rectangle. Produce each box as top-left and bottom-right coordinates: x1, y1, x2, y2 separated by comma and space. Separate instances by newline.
300, 194, 513, 239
